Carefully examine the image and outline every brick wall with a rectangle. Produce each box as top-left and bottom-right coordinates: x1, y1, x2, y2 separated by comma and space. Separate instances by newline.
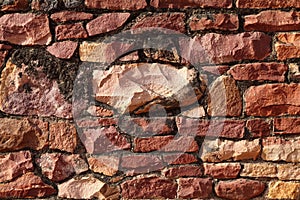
0, 0, 300, 199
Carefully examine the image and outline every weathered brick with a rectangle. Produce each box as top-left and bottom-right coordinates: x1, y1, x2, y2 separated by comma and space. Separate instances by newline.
274, 117, 300, 135
215, 179, 265, 200
241, 163, 277, 178
87, 13, 130, 36
51, 11, 93, 23
131, 13, 186, 33
276, 33, 300, 60
88, 155, 119, 176
237, 0, 300, 8
189, 13, 238, 31
201, 139, 261, 162
163, 153, 198, 165
47, 41, 78, 59
56, 23, 88, 40
162, 165, 202, 178
245, 84, 300, 116
245, 11, 300, 32
204, 163, 241, 179
85, 0, 147, 10
267, 181, 300, 199
178, 178, 213, 199
262, 137, 300, 162
246, 119, 271, 138
277, 164, 300, 180
229, 63, 287, 82
150, 0, 232, 8
121, 176, 177, 199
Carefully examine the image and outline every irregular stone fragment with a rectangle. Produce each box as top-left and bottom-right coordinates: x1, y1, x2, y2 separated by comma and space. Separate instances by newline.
200, 139, 261, 162
202, 65, 229, 75
93, 63, 203, 114
51, 11, 93, 23
0, 151, 33, 183
37, 153, 88, 182
58, 175, 120, 199
189, 13, 238, 31
163, 153, 198, 165
49, 122, 78, 153
0, 13, 51, 45
162, 165, 202, 178
0, 172, 56, 198
88, 155, 119, 176
274, 117, 300, 135
289, 63, 300, 82
267, 181, 300, 199
276, 33, 300, 60
1, 0, 28, 11
0, 60, 72, 118
0, 118, 48, 152
132, 13, 186, 33
150, 0, 232, 8
63, 0, 82, 8
277, 164, 300, 180
246, 119, 271, 138
245, 84, 300, 116
208, 76, 242, 116
31, 0, 58, 11
56, 23, 88, 40
180, 106, 206, 118
121, 176, 177, 199
241, 163, 277, 178
204, 163, 241, 179
237, 0, 300, 8
85, 0, 147, 10
87, 106, 114, 117
262, 137, 300, 162
87, 13, 130, 36
178, 178, 212, 199
229, 63, 287, 82
47, 41, 78, 59
215, 179, 265, 200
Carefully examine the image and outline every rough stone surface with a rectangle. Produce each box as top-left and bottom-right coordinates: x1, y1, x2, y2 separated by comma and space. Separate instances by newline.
262, 137, 300, 162
267, 181, 300, 199
121, 176, 177, 199
49, 122, 78, 153
180, 106, 206, 118
163, 153, 198, 165
88, 155, 119, 176
58, 175, 120, 199
87, 13, 130, 36
189, 13, 238, 31
56, 23, 88, 40
201, 139, 261, 162
93, 63, 203, 114
245, 11, 300, 31
132, 13, 186, 33
289, 63, 300, 82
150, 0, 232, 8
277, 164, 300, 180
134, 136, 198, 153
162, 165, 202, 178
85, 0, 147, 10
204, 163, 241, 179
241, 163, 277, 178
246, 119, 271, 138
208, 76, 242, 116
181, 32, 271, 64
0, 118, 48, 152
245, 84, 300, 116
1, 0, 28, 11
229, 63, 287, 82
0, 172, 56, 198
0, 60, 72, 118
215, 179, 265, 200
202, 65, 229, 75
31, 0, 58, 11
37, 153, 88, 182
0, 13, 51, 45
0, 151, 33, 183
237, 0, 300, 8
81, 126, 130, 154
47, 41, 78, 59
274, 117, 300, 135
176, 117, 245, 138
178, 178, 213, 199
51, 11, 93, 23
276, 33, 300, 60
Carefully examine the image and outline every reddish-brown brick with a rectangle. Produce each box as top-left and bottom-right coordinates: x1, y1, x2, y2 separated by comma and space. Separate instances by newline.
204, 163, 241, 179
85, 0, 147, 10
276, 33, 300, 60
178, 178, 213, 199
55, 23, 88, 40
150, 0, 232, 8
237, 0, 300, 8
274, 117, 300, 135
51, 11, 93, 23
162, 165, 202, 178
246, 119, 271, 138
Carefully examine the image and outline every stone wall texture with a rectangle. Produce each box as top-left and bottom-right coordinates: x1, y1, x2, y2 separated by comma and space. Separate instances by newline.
0, 0, 300, 199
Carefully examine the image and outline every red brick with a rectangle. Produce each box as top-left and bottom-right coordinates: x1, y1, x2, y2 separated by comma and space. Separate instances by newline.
274, 118, 300, 135
229, 63, 287, 82
189, 13, 238, 31
178, 178, 213, 199
131, 13, 186, 33
47, 41, 78, 59
56, 23, 88, 40
51, 11, 93, 23
163, 153, 198, 165
150, 0, 232, 8
246, 119, 271, 138
245, 84, 300, 116
204, 163, 241, 179
215, 179, 265, 200
245, 11, 300, 32
162, 166, 202, 178
237, 0, 300, 8
276, 33, 300, 60
121, 177, 177, 199
85, 0, 147, 10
